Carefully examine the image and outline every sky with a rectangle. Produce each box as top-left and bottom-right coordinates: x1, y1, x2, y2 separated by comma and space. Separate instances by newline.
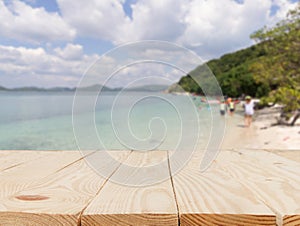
0, 0, 298, 88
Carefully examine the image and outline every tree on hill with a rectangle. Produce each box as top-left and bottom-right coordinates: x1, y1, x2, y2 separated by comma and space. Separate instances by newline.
250, 2, 300, 123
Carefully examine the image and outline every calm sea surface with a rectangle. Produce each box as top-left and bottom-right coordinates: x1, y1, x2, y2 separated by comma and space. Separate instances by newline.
0, 91, 220, 150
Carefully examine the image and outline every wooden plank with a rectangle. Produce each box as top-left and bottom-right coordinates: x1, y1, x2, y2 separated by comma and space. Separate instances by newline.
0, 212, 78, 226
0, 151, 131, 225
217, 149, 300, 225
0, 150, 45, 171
283, 215, 300, 226
1, 150, 297, 225
268, 150, 300, 163
0, 151, 85, 198
0, 159, 102, 225
181, 214, 276, 226
82, 151, 178, 226
170, 151, 276, 226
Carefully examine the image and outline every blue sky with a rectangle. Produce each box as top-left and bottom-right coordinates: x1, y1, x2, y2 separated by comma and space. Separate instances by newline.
0, 0, 298, 88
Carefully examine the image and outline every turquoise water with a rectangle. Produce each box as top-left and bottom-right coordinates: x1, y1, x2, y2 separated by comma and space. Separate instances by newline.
0, 91, 218, 150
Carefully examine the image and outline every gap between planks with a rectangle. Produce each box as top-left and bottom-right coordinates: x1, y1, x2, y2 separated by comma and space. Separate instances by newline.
77, 150, 133, 224
215, 149, 300, 226
81, 150, 178, 226
167, 151, 181, 226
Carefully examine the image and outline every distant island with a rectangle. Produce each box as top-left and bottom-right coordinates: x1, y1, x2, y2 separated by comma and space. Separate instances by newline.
0, 84, 169, 93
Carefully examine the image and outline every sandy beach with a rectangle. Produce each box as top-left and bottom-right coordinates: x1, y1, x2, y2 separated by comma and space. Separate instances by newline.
221, 106, 300, 154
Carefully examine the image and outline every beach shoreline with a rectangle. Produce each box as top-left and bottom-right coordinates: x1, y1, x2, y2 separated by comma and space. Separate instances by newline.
220, 106, 300, 152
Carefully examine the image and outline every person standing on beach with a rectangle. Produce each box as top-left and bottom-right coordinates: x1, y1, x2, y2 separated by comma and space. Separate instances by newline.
227, 97, 235, 116
243, 96, 254, 127
220, 101, 226, 115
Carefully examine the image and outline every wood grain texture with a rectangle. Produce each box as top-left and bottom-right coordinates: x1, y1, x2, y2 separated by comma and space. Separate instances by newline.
217, 149, 300, 225
82, 151, 178, 226
0, 150, 48, 171
181, 214, 276, 226
170, 151, 276, 226
268, 150, 300, 163
0, 150, 299, 225
83, 214, 177, 226
0, 151, 131, 226
0, 212, 78, 226
0, 160, 102, 225
283, 215, 300, 226
0, 151, 84, 198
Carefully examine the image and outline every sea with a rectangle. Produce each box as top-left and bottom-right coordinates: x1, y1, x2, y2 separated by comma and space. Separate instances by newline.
0, 91, 223, 151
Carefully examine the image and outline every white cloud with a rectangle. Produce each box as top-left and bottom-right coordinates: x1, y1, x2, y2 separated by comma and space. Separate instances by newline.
54, 43, 83, 60
56, 0, 187, 44
55, 0, 297, 59
116, 0, 187, 43
0, 44, 99, 88
86, 42, 204, 88
57, 0, 129, 42
268, 0, 299, 24
176, 0, 275, 58
104, 62, 180, 88
0, 0, 75, 43
1, 0, 295, 58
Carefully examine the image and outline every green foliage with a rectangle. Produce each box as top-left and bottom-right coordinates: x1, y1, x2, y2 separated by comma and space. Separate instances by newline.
250, 2, 300, 114
175, 43, 267, 97
275, 87, 300, 114
260, 87, 300, 119
178, 75, 201, 93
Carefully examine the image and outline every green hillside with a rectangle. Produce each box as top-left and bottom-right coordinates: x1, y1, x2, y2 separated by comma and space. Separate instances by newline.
176, 43, 268, 98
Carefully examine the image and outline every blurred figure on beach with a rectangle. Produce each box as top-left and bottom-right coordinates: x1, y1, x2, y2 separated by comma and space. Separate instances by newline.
227, 97, 235, 116
243, 96, 254, 127
220, 100, 226, 116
